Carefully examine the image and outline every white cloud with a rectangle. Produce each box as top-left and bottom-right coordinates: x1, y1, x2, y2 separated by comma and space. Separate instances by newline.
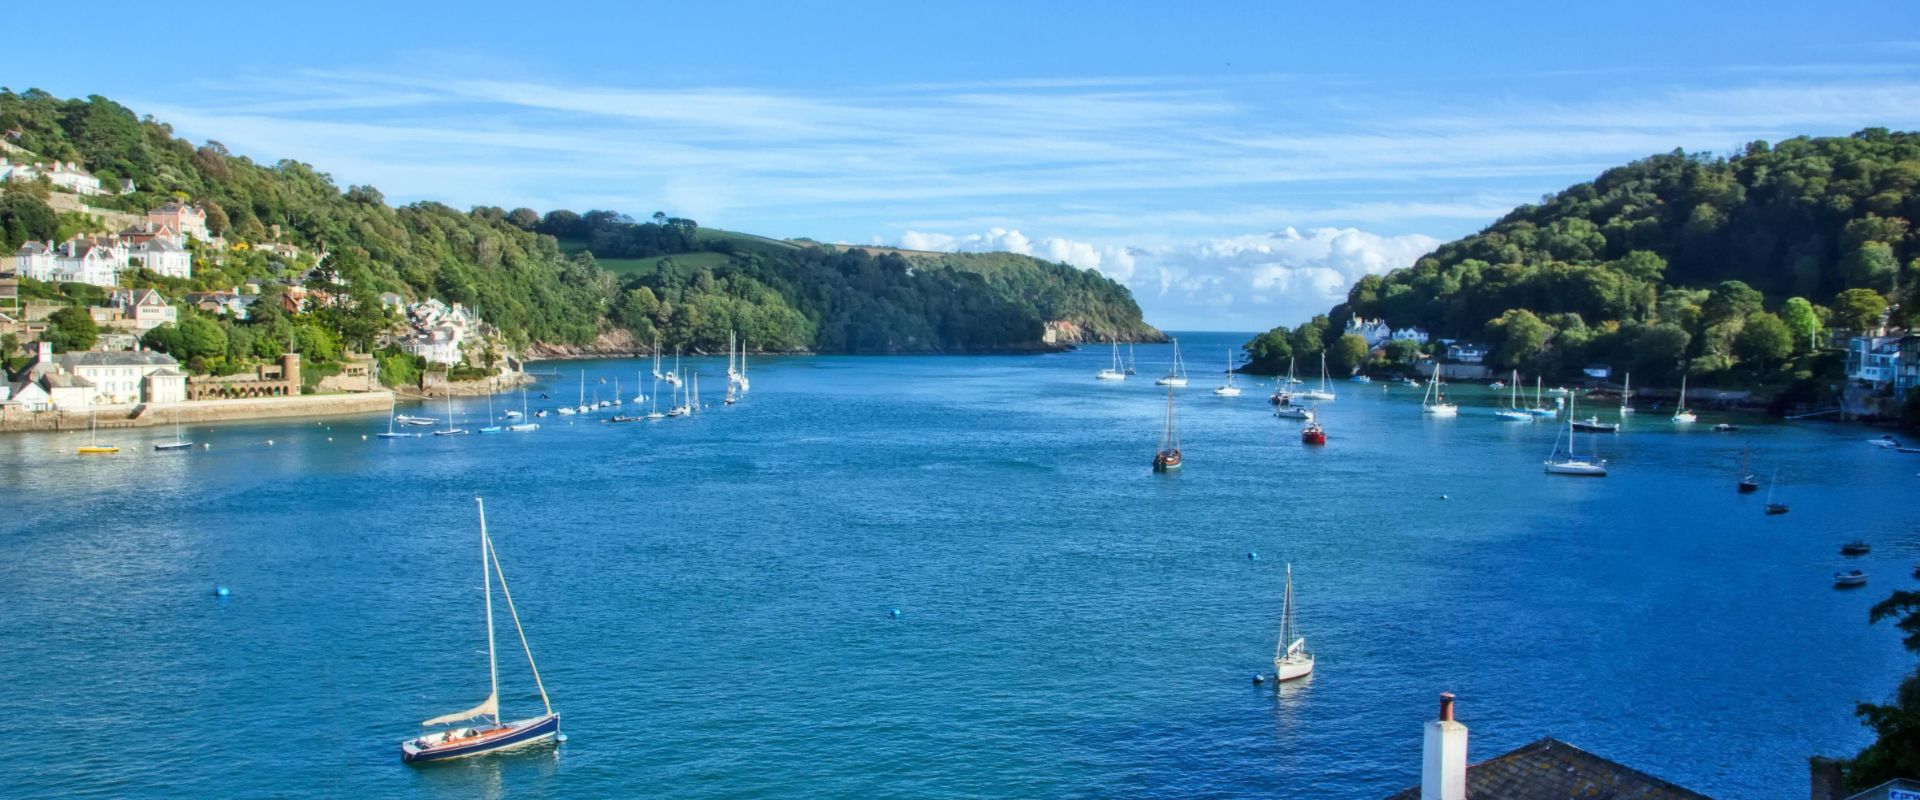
879, 226, 1438, 331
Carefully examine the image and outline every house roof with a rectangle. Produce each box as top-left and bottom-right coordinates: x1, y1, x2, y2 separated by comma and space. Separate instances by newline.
148, 368, 187, 378
134, 238, 184, 253
52, 351, 179, 368
17, 241, 48, 255
1384, 738, 1712, 800
37, 372, 94, 389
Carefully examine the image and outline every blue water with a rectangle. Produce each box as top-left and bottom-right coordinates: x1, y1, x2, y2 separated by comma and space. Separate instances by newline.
2, 331, 1915, 798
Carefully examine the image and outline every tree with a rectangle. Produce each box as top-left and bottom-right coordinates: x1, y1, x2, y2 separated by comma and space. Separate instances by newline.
1841, 242, 1899, 290
45, 306, 97, 352
1833, 289, 1890, 332
1329, 333, 1369, 375
1842, 591, 1920, 790
1630, 324, 1691, 380
1781, 297, 1820, 352
1733, 311, 1792, 366
1486, 308, 1553, 370
1383, 338, 1421, 364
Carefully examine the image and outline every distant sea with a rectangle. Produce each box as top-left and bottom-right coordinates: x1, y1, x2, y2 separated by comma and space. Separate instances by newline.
1, 331, 1911, 798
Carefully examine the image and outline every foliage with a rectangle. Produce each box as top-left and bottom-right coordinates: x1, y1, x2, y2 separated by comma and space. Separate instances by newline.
375, 348, 423, 388
44, 306, 96, 352
1262, 130, 1920, 385
1328, 334, 1369, 375
1486, 308, 1553, 370
1733, 311, 1793, 366
1844, 591, 1920, 790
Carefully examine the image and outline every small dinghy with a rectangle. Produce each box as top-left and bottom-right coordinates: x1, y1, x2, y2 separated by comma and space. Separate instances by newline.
1841, 541, 1871, 556
1833, 570, 1867, 588
1570, 416, 1619, 433
1712, 423, 1740, 432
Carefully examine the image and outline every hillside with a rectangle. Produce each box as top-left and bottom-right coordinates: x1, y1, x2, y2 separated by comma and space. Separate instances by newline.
0, 89, 1159, 360
1244, 130, 1920, 394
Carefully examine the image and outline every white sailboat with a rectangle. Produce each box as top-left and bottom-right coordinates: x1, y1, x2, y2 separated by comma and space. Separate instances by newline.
478, 392, 502, 433
665, 349, 683, 388
435, 390, 470, 436
1421, 365, 1458, 416
1619, 372, 1634, 416
1495, 369, 1533, 421
400, 497, 560, 762
1269, 357, 1297, 406
1155, 338, 1190, 387
611, 378, 622, 407
634, 370, 647, 404
1671, 372, 1697, 423
1525, 376, 1556, 417
1212, 350, 1242, 396
645, 377, 666, 420
378, 404, 418, 439
1272, 563, 1314, 682
155, 411, 194, 451
1097, 339, 1127, 381
506, 386, 539, 432
1545, 396, 1607, 476
574, 371, 589, 414
1297, 352, 1336, 401
1125, 341, 1137, 375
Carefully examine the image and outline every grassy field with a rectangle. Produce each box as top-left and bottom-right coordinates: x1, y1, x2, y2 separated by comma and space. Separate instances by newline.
556, 227, 796, 278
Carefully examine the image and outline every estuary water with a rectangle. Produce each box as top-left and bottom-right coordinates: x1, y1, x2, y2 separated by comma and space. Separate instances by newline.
2, 331, 1915, 798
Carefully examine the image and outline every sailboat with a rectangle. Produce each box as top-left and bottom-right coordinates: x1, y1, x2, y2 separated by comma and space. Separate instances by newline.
76, 411, 118, 454
1619, 372, 1635, 415
1297, 353, 1336, 401
155, 412, 193, 451
664, 349, 683, 387
644, 377, 665, 420
634, 371, 647, 404
1270, 357, 1297, 406
1525, 376, 1556, 417
1764, 468, 1789, 514
1495, 370, 1533, 421
435, 391, 469, 436
1155, 338, 1189, 387
1421, 366, 1458, 416
738, 338, 750, 393
690, 371, 700, 413
1097, 339, 1127, 381
610, 378, 622, 408
1152, 384, 1182, 471
1125, 341, 1137, 375
506, 386, 539, 432
478, 392, 503, 433
378, 404, 419, 439
1272, 563, 1315, 682
665, 377, 688, 417
401, 498, 560, 762
1737, 447, 1758, 493
1671, 372, 1697, 423
1213, 350, 1242, 396
1544, 396, 1606, 476
572, 371, 590, 415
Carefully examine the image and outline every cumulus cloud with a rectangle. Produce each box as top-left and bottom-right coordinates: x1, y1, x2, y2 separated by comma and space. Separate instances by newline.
880, 226, 1438, 331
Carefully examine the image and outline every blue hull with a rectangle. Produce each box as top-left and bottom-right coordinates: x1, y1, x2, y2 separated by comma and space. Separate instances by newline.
402, 714, 560, 763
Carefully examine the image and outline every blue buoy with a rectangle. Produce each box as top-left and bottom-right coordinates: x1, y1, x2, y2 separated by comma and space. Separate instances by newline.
889, 608, 901, 618
1440, 494, 1450, 500
214, 585, 231, 597
556, 733, 569, 743
1248, 551, 1258, 561
1252, 674, 1265, 685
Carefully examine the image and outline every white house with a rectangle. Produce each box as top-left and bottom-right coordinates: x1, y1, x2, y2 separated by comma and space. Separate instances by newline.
1390, 327, 1430, 345
51, 238, 126, 287
12, 241, 56, 279
402, 325, 466, 365
109, 288, 178, 332
1346, 316, 1393, 347
128, 238, 192, 279
1445, 342, 1487, 364
1847, 335, 1902, 386
43, 161, 104, 195
47, 347, 185, 405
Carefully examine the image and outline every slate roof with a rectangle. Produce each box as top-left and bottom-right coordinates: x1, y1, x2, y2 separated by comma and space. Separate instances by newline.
51, 351, 179, 368
1384, 738, 1712, 800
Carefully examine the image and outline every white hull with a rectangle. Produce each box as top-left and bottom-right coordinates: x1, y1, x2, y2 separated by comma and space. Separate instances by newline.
1422, 403, 1458, 416
1274, 407, 1313, 420
1544, 460, 1607, 476
1297, 390, 1335, 401
1494, 409, 1533, 421
1155, 377, 1189, 387
1273, 654, 1314, 682
1671, 412, 1697, 423
1213, 386, 1241, 396
1096, 370, 1126, 381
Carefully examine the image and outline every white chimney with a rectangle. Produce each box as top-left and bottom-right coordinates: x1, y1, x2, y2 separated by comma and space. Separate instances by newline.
1421, 693, 1468, 800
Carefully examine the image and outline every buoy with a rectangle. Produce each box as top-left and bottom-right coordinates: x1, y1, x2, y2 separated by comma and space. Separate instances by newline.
361, 435, 367, 441
1252, 674, 1264, 685
1248, 551, 1258, 561
556, 733, 569, 743
214, 585, 231, 597
327, 437, 333, 442
202, 443, 211, 450
266, 439, 274, 446
889, 608, 901, 618
1440, 494, 1450, 500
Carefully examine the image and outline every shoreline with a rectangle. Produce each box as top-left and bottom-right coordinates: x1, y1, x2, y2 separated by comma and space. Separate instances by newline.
0, 392, 394, 433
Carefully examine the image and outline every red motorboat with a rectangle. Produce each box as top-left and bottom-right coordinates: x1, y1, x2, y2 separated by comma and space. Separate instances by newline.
1301, 421, 1326, 445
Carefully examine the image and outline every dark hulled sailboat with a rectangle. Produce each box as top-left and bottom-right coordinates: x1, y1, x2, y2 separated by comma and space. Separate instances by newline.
1152, 384, 1182, 472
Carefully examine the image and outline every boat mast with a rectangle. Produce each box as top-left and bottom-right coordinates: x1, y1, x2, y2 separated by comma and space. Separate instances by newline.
1278, 563, 1295, 660
1161, 384, 1178, 450
476, 497, 500, 727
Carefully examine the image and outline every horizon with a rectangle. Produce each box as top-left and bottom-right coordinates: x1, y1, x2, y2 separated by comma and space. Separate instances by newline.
5, 1, 1920, 331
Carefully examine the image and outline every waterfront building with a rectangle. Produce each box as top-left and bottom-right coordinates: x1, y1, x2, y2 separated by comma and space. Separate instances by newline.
1347, 316, 1393, 347
1391, 326, 1430, 345
1, 159, 107, 195
1445, 342, 1487, 364
1385, 694, 1709, 800
128, 237, 192, 279
187, 353, 300, 400
1847, 335, 1905, 389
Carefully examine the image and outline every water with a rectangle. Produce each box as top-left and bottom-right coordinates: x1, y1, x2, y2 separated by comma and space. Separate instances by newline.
2, 331, 1914, 798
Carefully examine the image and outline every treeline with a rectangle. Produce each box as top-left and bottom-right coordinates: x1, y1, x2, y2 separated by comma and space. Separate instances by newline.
1246, 130, 1920, 387
606, 247, 1155, 354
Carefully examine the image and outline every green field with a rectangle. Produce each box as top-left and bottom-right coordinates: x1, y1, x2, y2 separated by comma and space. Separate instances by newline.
556, 227, 795, 277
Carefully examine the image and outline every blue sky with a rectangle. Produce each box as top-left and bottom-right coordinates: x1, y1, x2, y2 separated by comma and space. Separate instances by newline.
7, 1, 1920, 330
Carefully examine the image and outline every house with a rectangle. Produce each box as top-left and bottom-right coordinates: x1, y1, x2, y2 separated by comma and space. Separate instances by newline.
11, 241, 56, 279
254, 242, 301, 260
48, 347, 185, 405
1897, 336, 1920, 398
147, 200, 212, 242
402, 325, 466, 366
1391, 327, 1430, 345
186, 289, 249, 320
378, 292, 405, 311
116, 221, 185, 248
1445, 342, 1487, 364
1346, 316, 1393, 347
1583, 363, 1611, 379
43, 161, 104, 195
1848, 335, 1903, 387
15, 237, 129, 287
108, 288, 178, 332
1384, 694, 1709, 800
128, 237, 192, 279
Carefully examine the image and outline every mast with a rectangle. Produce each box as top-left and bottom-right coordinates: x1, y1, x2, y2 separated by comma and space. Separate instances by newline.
1319, 352, 1329, 392
1622, 372, 1631, 412
1535, 376, 1543, 409
476, 497, 500, 727
1510, 369, 1519, 409
1279, 563, 1294, 659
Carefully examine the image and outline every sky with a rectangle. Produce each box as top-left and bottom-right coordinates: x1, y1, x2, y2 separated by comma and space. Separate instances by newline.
7, 1, 1920, 330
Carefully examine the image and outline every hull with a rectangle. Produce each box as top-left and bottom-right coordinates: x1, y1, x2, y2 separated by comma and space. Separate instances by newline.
1494, 410, 1533, 421
1298, 391, 1335, 401
1152, 449, 1183, 471
154, 442, 193, 451
1274, 408, 1312, 420
402, 713, 560, 763
1765, 504, 1789, 515
76, 446, 119, 454
1422, 404, 1458, 416
1154, 377, 1189, 387
1095, 370, 1126, 381
506, 424, 540, 432
1737, 482, 1759, 494
1571, 423, 1618, 433
1301, 429, 1326, 445
1671, 413, 1696, 423
1544, 460, 1607, 476
1273, 655, 1314, 682
1213, 387, 1242, 396
1834, 572, 1867, 587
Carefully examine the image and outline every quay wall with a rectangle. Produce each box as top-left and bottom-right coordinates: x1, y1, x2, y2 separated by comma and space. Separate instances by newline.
1, 392, 394, 432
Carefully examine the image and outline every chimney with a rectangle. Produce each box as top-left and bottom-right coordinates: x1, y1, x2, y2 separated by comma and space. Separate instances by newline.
36, 340, 51, 364
1422, 693, 1468, 800
1808, 757, 1845, 800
